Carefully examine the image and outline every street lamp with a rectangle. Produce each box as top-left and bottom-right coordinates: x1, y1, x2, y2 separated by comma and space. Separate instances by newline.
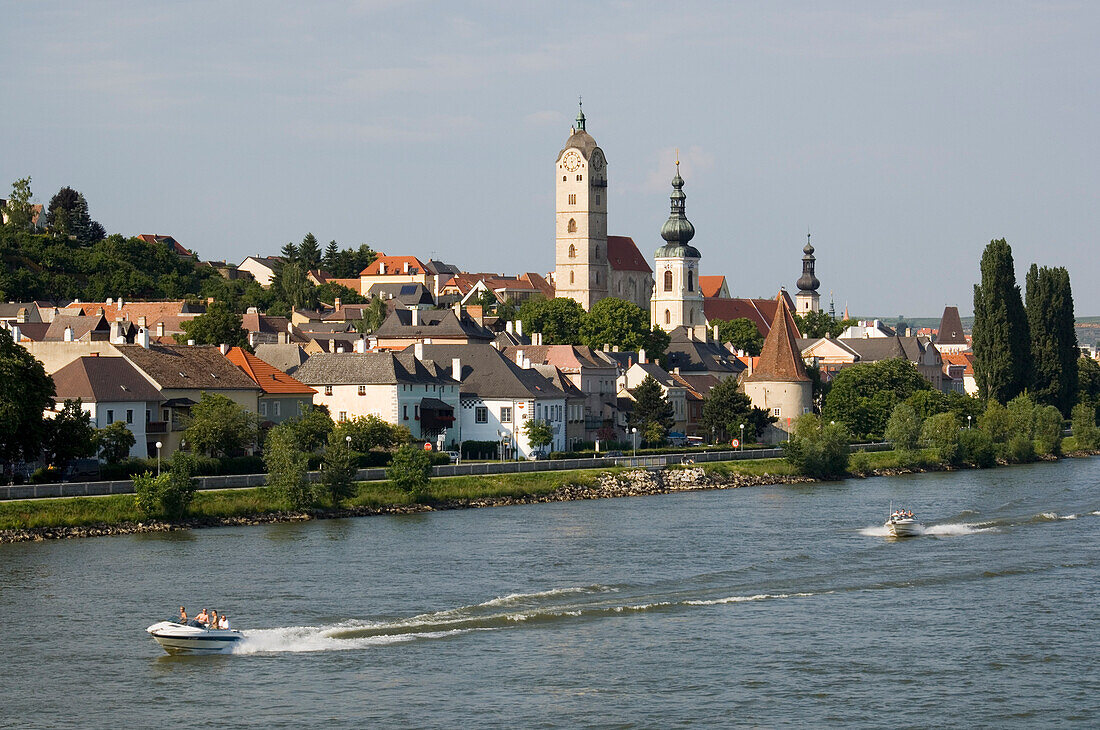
739, 424, 744, 452
967, 415, 972, 429
155, 441, 162, 476
631, 427, 637, 457
346, 434, 352, 451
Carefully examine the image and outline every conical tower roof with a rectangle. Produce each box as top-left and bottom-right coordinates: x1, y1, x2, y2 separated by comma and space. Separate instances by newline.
745, 296, 810, 382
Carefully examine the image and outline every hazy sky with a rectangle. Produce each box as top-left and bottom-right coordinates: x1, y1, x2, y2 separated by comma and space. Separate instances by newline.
4, 1, 1097, 316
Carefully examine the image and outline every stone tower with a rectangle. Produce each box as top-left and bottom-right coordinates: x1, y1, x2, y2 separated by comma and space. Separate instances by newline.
743, 295, 813, 441
650, 163, 704, 334
795, 233, 821, 314
554, 104, 608, 310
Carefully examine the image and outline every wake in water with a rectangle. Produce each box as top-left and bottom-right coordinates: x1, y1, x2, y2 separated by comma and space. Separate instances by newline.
859, 522, 992, 538
231, 586, 820, 655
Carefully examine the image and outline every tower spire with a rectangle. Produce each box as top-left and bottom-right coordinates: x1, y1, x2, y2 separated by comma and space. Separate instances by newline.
575, 96, 586, 131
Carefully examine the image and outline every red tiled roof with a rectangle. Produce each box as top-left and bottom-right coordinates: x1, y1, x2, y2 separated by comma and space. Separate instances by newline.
137, 234, 192, 257
704, 291, 799, 339
224, 347, 316, 395
360, 255, 427, 276
699, 275, 726, 298
607, 236, 652, 273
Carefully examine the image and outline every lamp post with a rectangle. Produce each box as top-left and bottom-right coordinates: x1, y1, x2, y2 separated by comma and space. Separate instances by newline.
631, 427, 637, 457
346, 434, 352, 451
967, 415, 972, 429
739, 424, 744, 452
155, 441, 162, 476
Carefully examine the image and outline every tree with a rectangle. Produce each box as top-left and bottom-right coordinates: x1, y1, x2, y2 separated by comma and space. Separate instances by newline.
523, 419, 554, 455
580, 297, 671, 357
133, 452, 196, 519
95, 421, 136, 464
628, 376, 675, 445
699, 376, 774, 442
3, 177, 36, 231
320, 430, 358, 505
264, 424, 312, 509
179, 301, 250, 350
905, 389, 983, 425
475, 288, 498, 309
518, 297, 585, 344
1078, 356, 1100, 418
353, 296, 389, 334
884, 402, 921, 452
274, 262, 316, 311
795, 310, 857, 339
972, 239, 1031, 403
183, 392, 259, 458
0, 328, 55, 473
334, 414, 402, 452
712, 318, 764, 355
387, 443, 431, 497
322, 240, 340, 270
920, 412, 960, 464
43, 399, 97, 467
285, 406, 334, 452
1071, 403, 1100, 450
1025, 264, 1078, 416
298, 233, 322, 270
329, 244, 377, 278
46, 187, 103, 243
279, 241, 299, 264
1032, 404, 1063, 457
822, 359, 930, 439
783, 414, 850, 478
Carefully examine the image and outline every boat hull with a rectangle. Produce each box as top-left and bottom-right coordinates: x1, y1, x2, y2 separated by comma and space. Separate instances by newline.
885, 519, 921, 537
147, 621, 243, 655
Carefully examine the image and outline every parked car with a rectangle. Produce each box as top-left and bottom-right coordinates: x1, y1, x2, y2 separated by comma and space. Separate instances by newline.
602, 450, 624, 458
443, 450, 461, 464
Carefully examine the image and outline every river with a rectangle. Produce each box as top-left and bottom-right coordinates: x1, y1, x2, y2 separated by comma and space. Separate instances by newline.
3, 458, 1099, 728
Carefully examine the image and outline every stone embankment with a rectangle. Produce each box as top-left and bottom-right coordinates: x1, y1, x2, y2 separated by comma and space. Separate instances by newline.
0, 467, 813, 544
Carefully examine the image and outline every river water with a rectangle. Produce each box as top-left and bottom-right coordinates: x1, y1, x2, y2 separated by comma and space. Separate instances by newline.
3, 459, 1099, 728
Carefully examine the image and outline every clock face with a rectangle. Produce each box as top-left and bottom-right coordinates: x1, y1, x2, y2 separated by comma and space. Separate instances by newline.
563, 151, 582, 172
591, 151, 604, 171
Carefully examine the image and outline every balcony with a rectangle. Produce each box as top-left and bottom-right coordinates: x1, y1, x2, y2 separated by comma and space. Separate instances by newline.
146, 421, 168, 434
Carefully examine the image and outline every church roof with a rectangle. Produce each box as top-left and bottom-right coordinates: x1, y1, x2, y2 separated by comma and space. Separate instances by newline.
698, 276, 727, 298
936, 306, 968, 345
704, 291, 800, 339
607, 236, 652, 273
744, 297, 810, 383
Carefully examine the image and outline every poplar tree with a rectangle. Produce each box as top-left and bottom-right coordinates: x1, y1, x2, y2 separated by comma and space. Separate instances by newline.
972, 239, 1031, 403
1025, 264, 1078, 416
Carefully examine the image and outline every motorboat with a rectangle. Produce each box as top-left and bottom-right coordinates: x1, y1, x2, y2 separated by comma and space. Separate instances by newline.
146, 620, 243, 654
885, 510, 921, 538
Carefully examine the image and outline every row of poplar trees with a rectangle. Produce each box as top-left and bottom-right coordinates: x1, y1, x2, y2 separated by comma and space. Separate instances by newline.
972, 239, 1078, 415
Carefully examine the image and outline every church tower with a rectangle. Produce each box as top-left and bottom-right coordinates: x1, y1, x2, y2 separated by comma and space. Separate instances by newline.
554, 103, 608, 310
795, 233, 821, 314
651, 163, 704, 334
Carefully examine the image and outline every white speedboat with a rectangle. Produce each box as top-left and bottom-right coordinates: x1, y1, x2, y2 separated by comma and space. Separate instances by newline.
146, 620, 243, 654
885, 510, 921, 538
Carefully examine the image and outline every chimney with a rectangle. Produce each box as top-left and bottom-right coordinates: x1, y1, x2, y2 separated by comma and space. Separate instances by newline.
334, 297, 342, 312
117, 297, 123, 309
278, 331, 289, 344
603, 343, 610, 352
516, 349, 525, 366
523, 357, 531, 369
612, 345, 619, 353
16, 307, 27, 324
329, 338, 335, 352
106, 298, 113, 306
187, 339, 196, 346
414, 342, 424, 361
516, 319, 523, 337
219, 343, 229, 355
138, 315, 147, 328
355, 337, 366, 353
63, 326, 73, 342
207, 297, 215, 305
336, 346, 345, 353
246, 306, 258, 314
248, 331, 258, 347
639, 348, 647, 364
411, 307, 419, 326
11, 324, 20, 342
713, 324, 719, 341
156, 321, 165, 338
403, 261, 410, 274
506, 321, 514, 334
138, 328, 150, 349
110, 319, 124, 344
287, 322, 294, 333
451, 357, 461, 381
673, 366, 680, 375
379, 261, 386, 274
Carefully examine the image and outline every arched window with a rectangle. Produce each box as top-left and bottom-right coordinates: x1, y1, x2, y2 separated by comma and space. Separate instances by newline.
664, 309, 671, 325
594, 246, 599, 260
568, 244, 576, 258
688, 271, 694, 292
663, 270, 673, 291
568, 219, 577, 233
569, 271, 574, 284
688, 309, 693, 324
595, 271, 599, 284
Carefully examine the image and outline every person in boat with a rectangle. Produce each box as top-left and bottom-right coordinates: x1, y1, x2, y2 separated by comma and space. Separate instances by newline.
210, 610, 218, 629
179, 606, 187, 623
218, 614, 229, 630
196, 608, 209, 626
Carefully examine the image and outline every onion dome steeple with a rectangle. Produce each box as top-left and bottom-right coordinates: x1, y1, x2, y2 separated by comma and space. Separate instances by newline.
656, 162, 700, 259
575, 97, 586, 131
796, 232, 820, 293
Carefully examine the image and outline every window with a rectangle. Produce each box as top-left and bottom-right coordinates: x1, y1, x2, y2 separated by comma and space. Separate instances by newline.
688, 309, 693, 324
324, 385, 333, 396
126, 409, 133, 424
688, 270, 694, 292
665, 309, 671, 325
260, 402, 268, 416
145, 409, 150, 423
569, 271, 574, 284
274, 402, 281, 417
595, 193, 601, 205
576, 174, 582, 181
773, 407, 782, 417
414, 405, 420, 420
594, 246, 599, 260
568, 193, 576, 205
338, 411, 347, 421
106, 409, 114, 424
475, 406, 488, 423
563, 175, 567, 181
594, 271, 599, 284
357, 385, 366, 396
664, 270, 673, 291
500, 407, 512, 423
403, 405, 408, 420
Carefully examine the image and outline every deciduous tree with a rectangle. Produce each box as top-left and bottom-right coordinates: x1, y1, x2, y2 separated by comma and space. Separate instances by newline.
264, 424, 312, 509
822, 359, 930, 439
183, 392, 259, 458
387, 443, 431, 497
783, 414, 850, 478
523, 419, 554, 455
0, 329, 55, 472
3, 177, 36, 231
43, 399, 97, 467
699, 376, 774, 442
320, 430, 358, 505
518, 297, 585, 344
580, 297, 670, 356
884, 402, 921, 452
95, 421, 136, 464
179, 301, 250, 350
711, 317, 764, 355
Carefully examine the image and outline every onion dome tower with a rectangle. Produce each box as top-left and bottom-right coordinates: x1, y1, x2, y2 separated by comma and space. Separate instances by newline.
651, 162, 704, 334
795, 233, 821, 314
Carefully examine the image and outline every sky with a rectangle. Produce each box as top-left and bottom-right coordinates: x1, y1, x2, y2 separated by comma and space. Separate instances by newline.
3, 1, 1098, 317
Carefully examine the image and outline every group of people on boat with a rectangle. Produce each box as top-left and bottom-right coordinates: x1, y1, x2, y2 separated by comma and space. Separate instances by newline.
179, 606, 230, 630
889, 510, 914, 521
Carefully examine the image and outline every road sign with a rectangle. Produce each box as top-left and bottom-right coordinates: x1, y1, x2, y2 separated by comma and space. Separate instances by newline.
423, 442, 433, 451
731, 438, 740, 448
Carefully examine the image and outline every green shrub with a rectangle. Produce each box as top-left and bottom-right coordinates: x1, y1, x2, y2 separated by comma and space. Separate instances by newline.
387, 444, 432, 497
320, 431, 357, 506
920, 412, 961, 465
1071, 403, 1100, 450
160, 453, 197, 519
783, 414, 850, 479
884, 403, 921, 451
1004, 434, 1036, 464
958, 428, 996, 468
133, 471, 167, 516
1032, 405, 1063, 456
264, 425, 312, 510
848, 450, 873, 476
31, 466, 61, 484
